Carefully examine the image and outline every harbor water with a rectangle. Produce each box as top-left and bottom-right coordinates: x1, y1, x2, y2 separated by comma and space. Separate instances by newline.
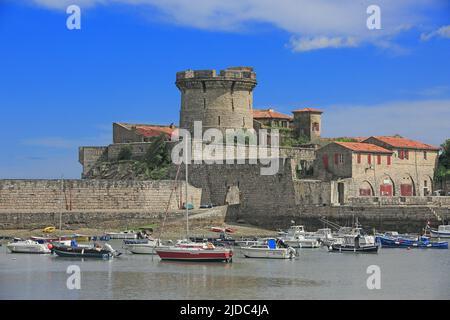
0, 240, 449, 300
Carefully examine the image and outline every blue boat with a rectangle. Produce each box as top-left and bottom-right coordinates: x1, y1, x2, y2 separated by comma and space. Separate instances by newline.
376, 235, 448, 249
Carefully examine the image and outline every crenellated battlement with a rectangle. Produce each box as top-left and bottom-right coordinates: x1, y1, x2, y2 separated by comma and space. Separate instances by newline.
176, 66, 256, 82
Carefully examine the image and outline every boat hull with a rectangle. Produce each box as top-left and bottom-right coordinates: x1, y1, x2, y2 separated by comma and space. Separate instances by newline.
52, 246, 117, 259
330, 244, 379, 253
6, 244, 50, 254
430, 229, 450, 239
124, 243, 159, 254
284, 239, 320, 248
155, 248, 233, 262
377, 236, 448, 249
240, 247, 293, 259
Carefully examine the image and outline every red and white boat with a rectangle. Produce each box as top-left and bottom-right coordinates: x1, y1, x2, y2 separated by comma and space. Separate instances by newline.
155, 240, 233, 262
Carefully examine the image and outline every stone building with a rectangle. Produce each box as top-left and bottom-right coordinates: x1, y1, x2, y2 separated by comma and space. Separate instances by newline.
252, 108, 292, 128
113, 122, 176, 143
314, 138, 439, 204
292, 108, 322, 142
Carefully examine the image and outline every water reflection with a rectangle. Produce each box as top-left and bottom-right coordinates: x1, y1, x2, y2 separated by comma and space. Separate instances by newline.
0, 246, 449, 299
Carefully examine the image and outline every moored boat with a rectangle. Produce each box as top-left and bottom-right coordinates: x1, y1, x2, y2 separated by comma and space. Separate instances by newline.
123, 238, 161, 254
6, 240, 51, 254
329, 228, 378, 253
240, 238, 296, 259
428, 224, 450, 239
278, 225, 320, 248
51, 242, 121, 259
155, 240, 233, 262
106, 231, 138, 239
377, 235, 448, 249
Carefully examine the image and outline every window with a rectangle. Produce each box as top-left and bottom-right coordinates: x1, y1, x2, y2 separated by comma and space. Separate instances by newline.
312, 122, 320, 132
368, 154, 371, 165
323, 155, 329, 169
387, 155, 391, 165
334, 153, 339, 165
357, 154, 361, 164
405, 150, 409, 160
339, 154, 344, 164
203, 98, 206, 109
423, 151, 427, 160
218, 116, 221, 125
377, 155, 381, 165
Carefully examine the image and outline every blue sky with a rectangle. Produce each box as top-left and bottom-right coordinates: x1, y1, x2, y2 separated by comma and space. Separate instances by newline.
0, 0, 449, 178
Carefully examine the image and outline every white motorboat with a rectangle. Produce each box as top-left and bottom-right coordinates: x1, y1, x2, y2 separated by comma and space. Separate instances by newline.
6, 240, 51, 254
278, 225, 320, 248
428, 224, 450, 238
123, 238, 161, 254
105, 230, 137, 239
240, 238, 296, 259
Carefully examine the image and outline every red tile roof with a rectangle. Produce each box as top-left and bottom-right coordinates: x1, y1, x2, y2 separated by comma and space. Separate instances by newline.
363, 136, 440, 151
253, 109, 292, 120
135, 125, 176, 138
292, 107, 323, 113
334, 142, 392, 153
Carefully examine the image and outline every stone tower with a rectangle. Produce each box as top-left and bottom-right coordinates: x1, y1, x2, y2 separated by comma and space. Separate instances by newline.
176, 67, 257, 135
292, 108, 323, 142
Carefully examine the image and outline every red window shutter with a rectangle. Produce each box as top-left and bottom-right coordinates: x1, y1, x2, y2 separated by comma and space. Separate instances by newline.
357, 154, 361, 164
399, 150, 404, 159
377, 155, 381, 165
334, 153, 338, 165
368, 154, 371, 165
323, 155, 328, 169
387, 155, 391, 165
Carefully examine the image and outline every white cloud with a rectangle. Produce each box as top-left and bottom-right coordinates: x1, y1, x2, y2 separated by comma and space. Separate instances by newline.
289, 36, 358, 52
28, 0, 442, 52
322, 99, 450, 146
421, 24, 450, 41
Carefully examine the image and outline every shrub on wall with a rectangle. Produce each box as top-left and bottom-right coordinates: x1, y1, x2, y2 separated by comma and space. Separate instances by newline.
117, 146, 133, 161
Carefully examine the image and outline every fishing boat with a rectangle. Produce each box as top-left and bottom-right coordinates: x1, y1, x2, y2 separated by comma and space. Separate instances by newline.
427, 224, 450, 238
329, 224, 378, 253
155, 138, 233, 263
377, 235, 448, 249
105, 230, 138, 240
240, 238, 296, 259
278, 225, 320, 248
123, 238, 161, 254
6, 240, 51, 254
51, 242, 121, 259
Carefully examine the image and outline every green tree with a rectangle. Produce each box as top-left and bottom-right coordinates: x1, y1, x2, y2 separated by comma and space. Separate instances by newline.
436, 139, 450, 179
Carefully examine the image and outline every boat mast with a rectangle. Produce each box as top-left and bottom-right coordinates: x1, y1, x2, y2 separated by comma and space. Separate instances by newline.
185, 135, 189, 240
59, 175, 64, 241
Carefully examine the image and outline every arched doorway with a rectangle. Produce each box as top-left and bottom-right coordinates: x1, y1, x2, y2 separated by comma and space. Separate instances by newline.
422, 175, 433, 196
379, 176, 395, 196
359, 180, 375, 196
400, 175, 415, 196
